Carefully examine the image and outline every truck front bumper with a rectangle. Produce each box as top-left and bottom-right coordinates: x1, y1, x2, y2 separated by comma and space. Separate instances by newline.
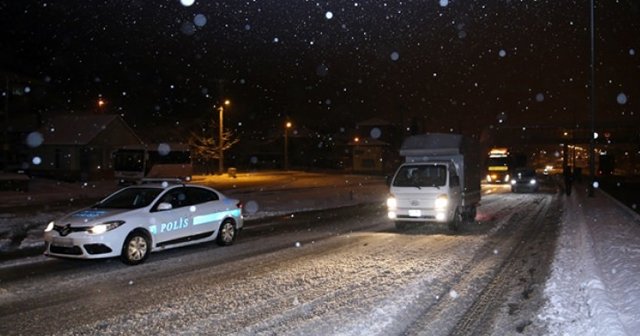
388, 208, 449, 222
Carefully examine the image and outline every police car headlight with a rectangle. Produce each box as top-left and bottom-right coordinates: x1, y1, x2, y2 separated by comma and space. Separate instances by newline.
435, 194, 449, 209
44, 221, 54, 232
88, 220, 125, 235
386, 197, 397, 210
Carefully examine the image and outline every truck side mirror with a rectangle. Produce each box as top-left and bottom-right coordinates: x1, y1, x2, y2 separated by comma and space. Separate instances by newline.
450, 176, 460, 187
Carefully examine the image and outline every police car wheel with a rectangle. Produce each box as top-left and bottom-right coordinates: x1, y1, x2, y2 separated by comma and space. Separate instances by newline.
121, 232, 150, 265
216, 219, 236, 246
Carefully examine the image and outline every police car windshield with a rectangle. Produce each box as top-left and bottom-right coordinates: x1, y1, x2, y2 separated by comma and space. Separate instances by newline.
393, 165, 447, 188
95, 188, 164, 209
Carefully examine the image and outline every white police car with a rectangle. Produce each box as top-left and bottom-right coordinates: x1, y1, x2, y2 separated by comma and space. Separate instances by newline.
44, 183, 243, 265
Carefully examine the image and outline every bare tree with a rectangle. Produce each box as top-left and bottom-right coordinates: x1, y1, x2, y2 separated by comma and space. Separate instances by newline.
187, 121, 239, 171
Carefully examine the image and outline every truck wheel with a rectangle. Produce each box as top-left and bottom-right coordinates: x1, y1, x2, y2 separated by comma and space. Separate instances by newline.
465, 206, 477, 222
448, 209, 463, 231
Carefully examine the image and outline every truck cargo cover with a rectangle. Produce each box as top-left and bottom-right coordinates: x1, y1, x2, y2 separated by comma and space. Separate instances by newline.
400, 133, 463, 157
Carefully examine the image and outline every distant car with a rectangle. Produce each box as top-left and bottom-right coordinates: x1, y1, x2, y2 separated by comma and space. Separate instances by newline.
44, 183, 243, 265
510, 168, 539, 193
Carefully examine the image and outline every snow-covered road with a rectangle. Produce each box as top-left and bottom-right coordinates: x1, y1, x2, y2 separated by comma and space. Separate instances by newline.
1, 172, 639, 335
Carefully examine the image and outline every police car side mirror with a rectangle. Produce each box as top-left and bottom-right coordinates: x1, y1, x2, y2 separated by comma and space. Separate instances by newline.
157, 202, 173, 211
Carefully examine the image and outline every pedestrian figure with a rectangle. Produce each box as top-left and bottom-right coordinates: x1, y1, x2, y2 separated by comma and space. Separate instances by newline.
563, 166, 573, 196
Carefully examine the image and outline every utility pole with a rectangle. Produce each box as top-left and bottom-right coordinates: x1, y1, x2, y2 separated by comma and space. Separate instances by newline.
2, 76, 9, 168
217, 100, 230, 174
588, 0, 596, 197
284, 121, 292, 170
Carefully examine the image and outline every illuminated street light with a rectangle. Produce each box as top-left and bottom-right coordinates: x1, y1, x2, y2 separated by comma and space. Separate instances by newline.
96, 98, 107, 114
284, 121, 292, 170
218, 99, 230, 174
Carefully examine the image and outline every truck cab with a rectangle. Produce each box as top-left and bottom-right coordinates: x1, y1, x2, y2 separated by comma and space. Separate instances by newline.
386, 133, 481, 230
387, 162, 461, 224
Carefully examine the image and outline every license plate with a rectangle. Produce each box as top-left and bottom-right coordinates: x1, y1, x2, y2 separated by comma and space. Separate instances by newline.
408, 209, 422, 217
52, 237, 74, 247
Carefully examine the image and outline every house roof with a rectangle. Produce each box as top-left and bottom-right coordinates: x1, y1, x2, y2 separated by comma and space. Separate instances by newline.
40, 114, 123, 145
356, 117, 392, 127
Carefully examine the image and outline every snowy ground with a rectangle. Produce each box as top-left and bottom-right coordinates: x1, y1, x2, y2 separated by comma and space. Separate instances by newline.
538, 184, 640, 336
0, 172, 639, 335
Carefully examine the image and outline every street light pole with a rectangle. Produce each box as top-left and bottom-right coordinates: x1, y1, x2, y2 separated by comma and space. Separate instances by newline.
3, 76, 9, 165
588, 0, 596, 197
284, 121, 292, 170
218, 100, 230, 174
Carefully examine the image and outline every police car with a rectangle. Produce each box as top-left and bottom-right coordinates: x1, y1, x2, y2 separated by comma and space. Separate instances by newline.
44, 182, 243, 265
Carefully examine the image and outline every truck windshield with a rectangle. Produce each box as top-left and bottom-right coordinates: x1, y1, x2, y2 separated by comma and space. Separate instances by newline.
393, 165, 447, 188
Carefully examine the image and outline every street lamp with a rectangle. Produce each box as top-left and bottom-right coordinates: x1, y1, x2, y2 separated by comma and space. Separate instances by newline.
284, 121, 292, 170
218, 99, 230, 174
96, 97, 106, 114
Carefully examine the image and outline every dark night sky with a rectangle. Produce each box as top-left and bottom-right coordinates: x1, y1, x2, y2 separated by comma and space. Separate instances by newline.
1, 0, 639, 142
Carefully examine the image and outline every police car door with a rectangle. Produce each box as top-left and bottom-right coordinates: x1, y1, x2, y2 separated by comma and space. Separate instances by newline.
185, 186, 226, 238
149, 187, 193, 246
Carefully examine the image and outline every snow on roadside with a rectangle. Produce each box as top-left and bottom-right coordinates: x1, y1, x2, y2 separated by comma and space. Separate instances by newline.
538, 187, 640, 336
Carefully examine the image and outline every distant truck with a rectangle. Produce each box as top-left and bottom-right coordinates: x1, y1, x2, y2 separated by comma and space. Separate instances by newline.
485, 147, 511, 184
386, 133, 482, 230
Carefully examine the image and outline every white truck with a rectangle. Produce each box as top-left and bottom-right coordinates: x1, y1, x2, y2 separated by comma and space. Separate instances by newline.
386, 133, 482, 230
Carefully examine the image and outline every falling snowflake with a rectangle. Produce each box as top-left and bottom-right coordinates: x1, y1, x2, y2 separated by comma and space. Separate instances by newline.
616, 92, 628, 105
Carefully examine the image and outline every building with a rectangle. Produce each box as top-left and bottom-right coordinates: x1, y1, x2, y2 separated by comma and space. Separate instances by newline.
349, 118, 399, 174
30, 115, 143, 181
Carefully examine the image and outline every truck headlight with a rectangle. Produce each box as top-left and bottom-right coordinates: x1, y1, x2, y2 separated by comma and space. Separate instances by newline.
44, 221, 54, 232
88, 220, 125, 235
434, 194, 449, 209
510, 179, 516, 185
530, 179, 537, 185
386, 197, 397, 210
